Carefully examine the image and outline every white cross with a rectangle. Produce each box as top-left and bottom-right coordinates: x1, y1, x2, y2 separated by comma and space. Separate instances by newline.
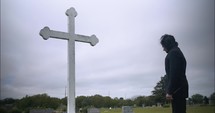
39, 7, 99, 113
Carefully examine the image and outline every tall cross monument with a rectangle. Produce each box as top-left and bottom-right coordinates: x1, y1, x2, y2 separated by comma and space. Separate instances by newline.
39, 7, 99, 113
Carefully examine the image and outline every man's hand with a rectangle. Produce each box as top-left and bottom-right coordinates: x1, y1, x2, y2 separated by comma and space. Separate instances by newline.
166, 94, 173, 100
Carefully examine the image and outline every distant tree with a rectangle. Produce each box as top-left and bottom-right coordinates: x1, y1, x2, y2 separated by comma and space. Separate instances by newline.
61, 97, 67, 105
210, 92, 215, 105
0, 98, 18, 105
134, 96, 145, 107
112, 97, 120, 107
187, 98, 193, 105
191, 94, 204, 104
124, 99, 133, 106
76, 96, 86, 109
119, 97, 124, 100
210, 92, 215, 100
146, 95, 156, 106
103, 96, 113, 108
151, 75, 167, 105
91, 95, 104, 108
118, 97, 124, 107
203, 96, 209, 104
16, 93, 61, 110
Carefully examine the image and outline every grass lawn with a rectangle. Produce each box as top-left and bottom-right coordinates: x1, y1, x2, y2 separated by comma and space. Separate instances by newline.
101, 106, 215, 113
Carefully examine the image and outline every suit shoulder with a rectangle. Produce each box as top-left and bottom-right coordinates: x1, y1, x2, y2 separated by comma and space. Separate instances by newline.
167, 47, 184, 58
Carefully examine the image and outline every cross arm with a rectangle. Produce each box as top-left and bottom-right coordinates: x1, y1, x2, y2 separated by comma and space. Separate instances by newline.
40, 27, 69, 40
75, 34, 99, 46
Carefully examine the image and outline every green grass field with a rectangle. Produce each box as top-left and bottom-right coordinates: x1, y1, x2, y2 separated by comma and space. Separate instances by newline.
100, 106, 215, 113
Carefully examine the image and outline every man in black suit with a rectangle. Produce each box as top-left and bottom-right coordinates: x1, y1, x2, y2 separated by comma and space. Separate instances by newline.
160, 34, 189, 113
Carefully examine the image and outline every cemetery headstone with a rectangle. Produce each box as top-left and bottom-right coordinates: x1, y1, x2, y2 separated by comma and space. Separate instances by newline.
122, 106, 133, 113
87, 108, 100, 113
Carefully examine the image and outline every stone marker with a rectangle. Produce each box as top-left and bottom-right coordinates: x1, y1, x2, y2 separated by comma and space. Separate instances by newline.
122, 106, 133, 113
87, 108, 100, 113
39, 7, 99, 113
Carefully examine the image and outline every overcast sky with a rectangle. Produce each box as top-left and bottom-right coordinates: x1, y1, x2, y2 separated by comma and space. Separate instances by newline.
1, 0, 214, 99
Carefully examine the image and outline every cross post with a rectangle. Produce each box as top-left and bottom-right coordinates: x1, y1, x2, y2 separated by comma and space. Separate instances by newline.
39, 7, 99, 113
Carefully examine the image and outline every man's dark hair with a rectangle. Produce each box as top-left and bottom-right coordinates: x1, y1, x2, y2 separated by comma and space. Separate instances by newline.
160, 34, 178, 51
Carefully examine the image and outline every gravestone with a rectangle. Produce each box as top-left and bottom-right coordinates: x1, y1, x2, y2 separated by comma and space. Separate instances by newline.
122, 106, 133, 113
157, 102, 161, 107
87, 108, 100, 113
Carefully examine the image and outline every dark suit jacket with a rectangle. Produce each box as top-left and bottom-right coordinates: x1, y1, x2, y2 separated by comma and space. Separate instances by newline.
165, 46, 188, 98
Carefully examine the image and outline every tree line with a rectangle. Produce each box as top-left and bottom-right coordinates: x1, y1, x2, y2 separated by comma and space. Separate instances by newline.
1, 76, 215, 113
1, 92, 214, 113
